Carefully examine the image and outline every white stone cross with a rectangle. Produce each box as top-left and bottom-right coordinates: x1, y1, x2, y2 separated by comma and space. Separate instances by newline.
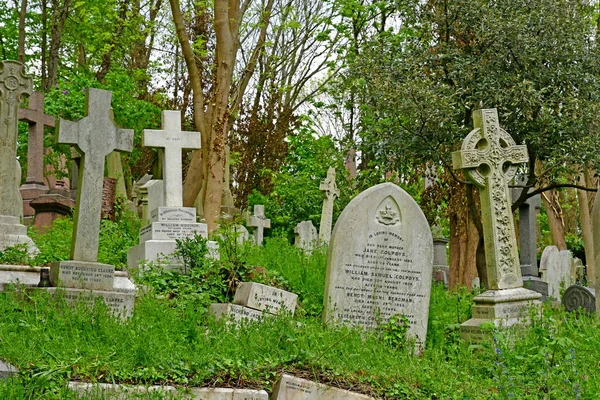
58, 88, 133, 262
246, 205, 271, 245
452, 108, 528, 290
319, 167, 339, 244
0, 60, 33, 217
143, 110, 200, 207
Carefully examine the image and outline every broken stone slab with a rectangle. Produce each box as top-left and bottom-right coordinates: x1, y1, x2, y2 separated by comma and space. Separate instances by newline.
271, 374, 375, 400
50, 260, 115, 291
234, 282, 297, 315
0, 360, 18, 379
68, 382, 268, 400
209, 303, 264, 324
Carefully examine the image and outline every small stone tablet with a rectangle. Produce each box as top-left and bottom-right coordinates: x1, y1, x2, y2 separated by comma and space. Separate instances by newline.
234, 282, 297, 315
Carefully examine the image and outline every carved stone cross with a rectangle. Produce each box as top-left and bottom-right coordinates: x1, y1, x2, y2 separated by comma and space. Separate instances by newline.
143, 111, 200, 207
453, 108, 529, 290
58, 89, 133, 262
19, 91, 55, 186
0, 60, 33, 217
319, 167, 340, 244
246, 205, 271, 245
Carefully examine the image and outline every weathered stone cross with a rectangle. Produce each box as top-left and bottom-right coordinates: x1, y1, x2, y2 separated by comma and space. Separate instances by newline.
143, 110, 200, 207
58, 88, 133, 261
453, 108, 528, 290
319, 167, 339, 244
246, 205, 271, 245
0, 60, 33, 217
19, 91, 55, 186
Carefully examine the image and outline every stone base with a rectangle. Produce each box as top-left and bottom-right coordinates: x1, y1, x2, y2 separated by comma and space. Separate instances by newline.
127, 240, 182, 272
433, 266, 449, 285
30, 287, 135, 319
19, 182, 49, 217
50, 260, 115, 291
522, 276, 549, 299
30, 193, 76, 232
460, 287, 542, 343
0, 215, 38, 255
209, 303, 264, 324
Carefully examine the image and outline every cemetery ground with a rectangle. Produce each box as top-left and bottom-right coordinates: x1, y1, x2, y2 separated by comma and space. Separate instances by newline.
0, 211, 598, 399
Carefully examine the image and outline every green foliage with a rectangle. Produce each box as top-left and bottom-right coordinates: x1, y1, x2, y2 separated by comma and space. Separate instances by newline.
0, 244, 30, 265
378, 314, 411, 350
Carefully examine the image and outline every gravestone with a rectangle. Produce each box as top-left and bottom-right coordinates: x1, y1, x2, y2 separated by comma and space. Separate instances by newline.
128, 111, 208, 272
272, 374, 375, 400
540, 245, 574, 301
432, 235, 449, 285
319, 167, 339, 245
294, 220, 318, 253
0, 60, 38, 255
38, 88, 135, 318
220, 145, 239, 218
323, 182, 433, 351
512, 181, 548, 297
18, 91, 56, 217
562, 285, 596, 313
246, 205, 271, 245
452, 108, 541, 342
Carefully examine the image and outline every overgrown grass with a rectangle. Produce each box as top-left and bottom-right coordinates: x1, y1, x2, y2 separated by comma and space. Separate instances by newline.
1, 233, 600, 399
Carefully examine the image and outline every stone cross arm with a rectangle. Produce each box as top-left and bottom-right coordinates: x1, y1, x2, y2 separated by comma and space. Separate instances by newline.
19, 92, 55, 127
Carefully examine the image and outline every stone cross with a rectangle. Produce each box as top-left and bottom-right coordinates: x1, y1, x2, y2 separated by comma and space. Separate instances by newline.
512, 179, 541, 277
246, 205, 271, 245
19, 91, 55, 185
58, 88, 133, 261
452, 108, 529, 290
143, 110, 200, 207
319, 167, 339, 245
0, 60, 33, 217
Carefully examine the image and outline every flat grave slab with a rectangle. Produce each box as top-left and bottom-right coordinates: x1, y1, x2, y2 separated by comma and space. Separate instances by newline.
272, 374, 375, 400
209, 303, 264, 324
234, 282, 297, 315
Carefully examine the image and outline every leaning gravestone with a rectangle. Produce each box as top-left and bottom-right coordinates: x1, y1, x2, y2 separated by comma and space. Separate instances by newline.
319, 167, 340, 245
0, 60, 38, 255
452, 108, 541, 342
38, 88, 136, 317
562, 284, 596, 313
323, 182, 433, 350
294, 220, 318, 253
540, 245, 574, 301
128, 111, 209, 272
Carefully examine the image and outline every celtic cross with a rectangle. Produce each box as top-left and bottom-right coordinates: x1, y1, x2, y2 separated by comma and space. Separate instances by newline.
452, 108, 528, 290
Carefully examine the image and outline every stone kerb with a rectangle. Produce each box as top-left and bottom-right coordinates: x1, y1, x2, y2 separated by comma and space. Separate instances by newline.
323, 182, 433, 351
272, 374, 375, 400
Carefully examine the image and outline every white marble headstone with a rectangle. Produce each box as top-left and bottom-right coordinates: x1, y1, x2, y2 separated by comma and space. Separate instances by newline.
540, 245, 574, 300
323, 182, 433, 350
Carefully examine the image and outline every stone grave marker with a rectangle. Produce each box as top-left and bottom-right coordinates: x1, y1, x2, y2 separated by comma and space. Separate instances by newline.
319, 167, 339, 245
540, 245, 574, 301
272, 374, 375, 400
432, 235, 449, 285
246, 205, 271, 245
323, 182, 433, 350
562, 284, 596, 313
18, 91, 56, 217
294, 220, 318, 253
37, 88, 135, 317
452, 108, 541, 342
128, 111, 209, 272
0, 60, 38, 254
512, 180, 548, 297
221, 145, 239, 218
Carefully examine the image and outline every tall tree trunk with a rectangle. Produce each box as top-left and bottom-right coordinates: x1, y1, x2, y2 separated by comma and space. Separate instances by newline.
41, 0, 48, 89
542, 189, 567, 250
18, 0, 27, 63
45, 0, 71, 91
449, 213, 479, 290
578, 172, 594, 285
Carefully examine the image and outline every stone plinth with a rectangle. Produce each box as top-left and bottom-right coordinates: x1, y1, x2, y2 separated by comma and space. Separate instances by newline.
50, 260, 114, 291
460, 288, 541, 343
35, 287, 135, 318
30, 193, 75, 232
139, 221, 208, 243
209, 303, 264, 323
272, 374, 375, 400
234, 282, 297, 315
20, 183, 49, 217
0, 216, 38, 255
127, 240, 180, 271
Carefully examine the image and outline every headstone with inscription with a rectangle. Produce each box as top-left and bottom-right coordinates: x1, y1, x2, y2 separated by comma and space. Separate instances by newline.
452, 108, 541, 342
33, 88, 135, 318
294, 220, 318, 253
272, 374, 375, 400
0, 60, 38, 255
128, 111, 208, 272
319, 167, 339, 245
246, 205, 271, 246
323, 182, 433, 351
